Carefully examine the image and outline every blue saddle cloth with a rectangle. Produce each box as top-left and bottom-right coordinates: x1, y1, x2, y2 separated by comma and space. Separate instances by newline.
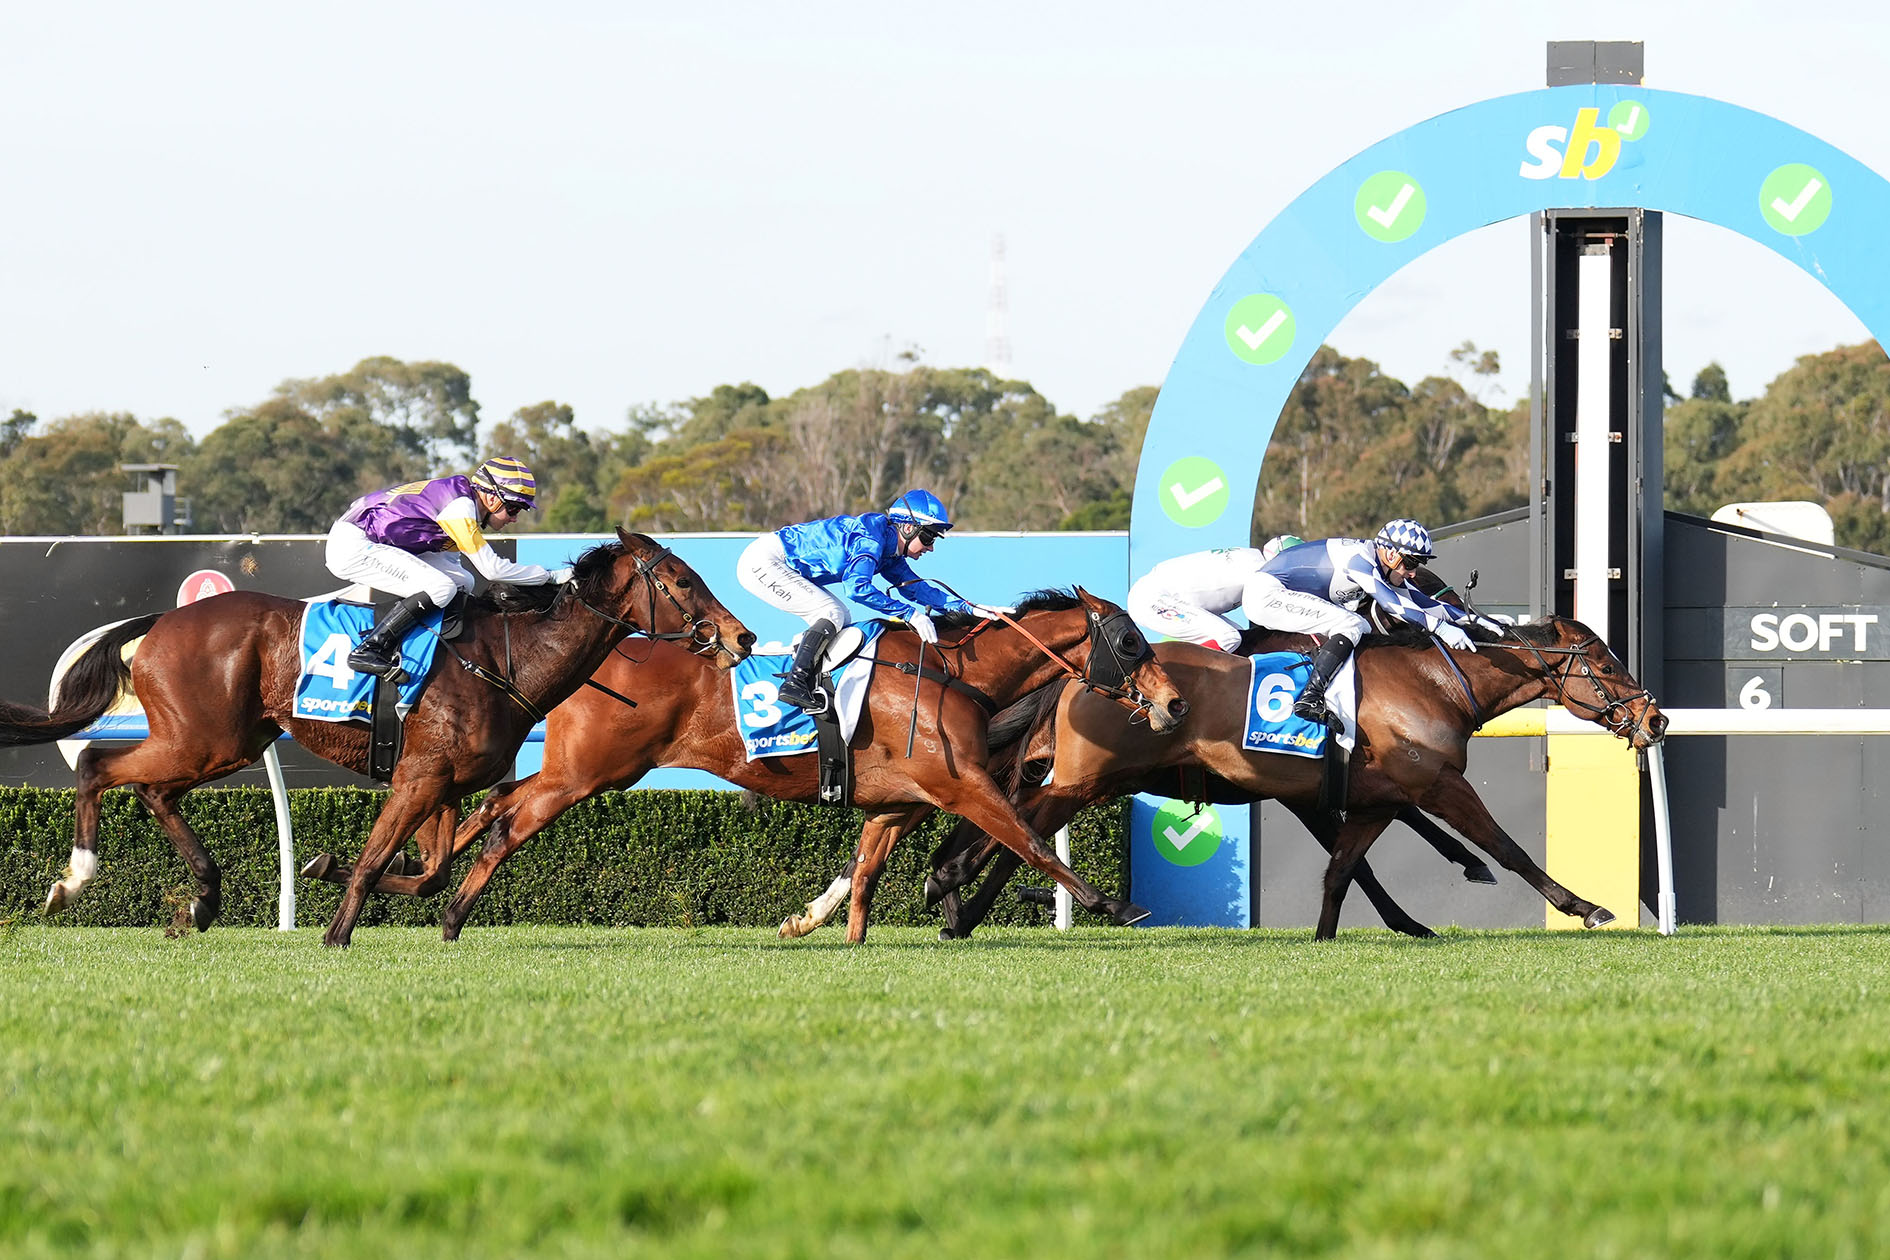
1241, 652, 1330, 759
292, 599, 442, 723
731, 623, 885, 760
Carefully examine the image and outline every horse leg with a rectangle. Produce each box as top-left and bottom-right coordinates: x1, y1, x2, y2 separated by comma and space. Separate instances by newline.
1398, 805, 1497, 885
939, 787, 1086, 938
1286, 803, 1436, 940
778, 858, 858, 940
128, 783, 227, 930
1315, 812, 1399, 941
1418, 767, 1614, 928
939, 848, 1022, 940
325, 778, 447, 948
439, 776, 593, 940
303, 784, 512, 890
927, 772, 1147, 926
842, 807, 930, 944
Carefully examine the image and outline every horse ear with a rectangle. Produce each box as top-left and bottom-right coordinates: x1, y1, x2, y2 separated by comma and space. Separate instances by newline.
1074, 586, 1100, 609
615, 526, 633, 547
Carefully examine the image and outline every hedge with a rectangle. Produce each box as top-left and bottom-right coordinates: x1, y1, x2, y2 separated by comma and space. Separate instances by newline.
0, 787, 1129, 931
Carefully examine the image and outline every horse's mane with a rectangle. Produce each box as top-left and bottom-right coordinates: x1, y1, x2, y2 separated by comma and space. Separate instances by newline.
474, 537, 622, 615
1361, 617, 1549, 652
1011, 588, 1082, 614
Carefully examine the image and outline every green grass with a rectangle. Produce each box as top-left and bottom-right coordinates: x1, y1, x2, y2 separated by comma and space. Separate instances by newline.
6, 924, 1890, 1259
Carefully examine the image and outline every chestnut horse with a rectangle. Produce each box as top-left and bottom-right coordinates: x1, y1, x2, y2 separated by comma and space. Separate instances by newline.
0, 529, 753, 947
923, 615, 1668, 940
305, 588, 1190, 941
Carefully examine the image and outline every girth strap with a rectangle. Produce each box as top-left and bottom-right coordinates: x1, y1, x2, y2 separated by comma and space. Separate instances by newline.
882, 659, 998, 713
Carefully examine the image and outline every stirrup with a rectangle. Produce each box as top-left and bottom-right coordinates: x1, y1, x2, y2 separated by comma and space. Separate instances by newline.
1291, 694, 1328, 723
777, 678, 828, 714
348, 648, 407, 685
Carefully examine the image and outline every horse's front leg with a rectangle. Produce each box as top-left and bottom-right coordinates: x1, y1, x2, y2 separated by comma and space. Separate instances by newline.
1286, 803, 1435, 940
1315, 811, 1398, 941
1397, 806, 1497, 884
324, 775, 447, 948
1418, 766, 1614, 928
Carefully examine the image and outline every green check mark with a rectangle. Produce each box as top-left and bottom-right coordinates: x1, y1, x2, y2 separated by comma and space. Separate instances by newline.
1158, 456, 1230, 528
1760, 163, 1831, 236
1354, 170, 1426, 243
1607, 100, 1649, 141
1223, 294, 1296, 365
1151, 800, 1222, 867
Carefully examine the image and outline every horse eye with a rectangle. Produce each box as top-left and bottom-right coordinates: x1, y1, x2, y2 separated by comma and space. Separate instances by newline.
1119, 633, 1144, 655
676, 576, 694, 591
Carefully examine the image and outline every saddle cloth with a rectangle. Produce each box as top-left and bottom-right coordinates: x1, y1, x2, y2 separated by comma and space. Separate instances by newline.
292, 598, 442, 724
1241, 651, 1359, 758
732, 623, 884, 761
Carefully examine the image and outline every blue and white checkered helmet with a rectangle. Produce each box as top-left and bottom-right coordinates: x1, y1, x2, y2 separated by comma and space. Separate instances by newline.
886, 489, 953, 531
1375, 518, 1435, 561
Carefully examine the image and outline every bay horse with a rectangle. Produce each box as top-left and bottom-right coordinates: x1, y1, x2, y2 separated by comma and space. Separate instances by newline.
919, 616, 1667, 940
304, 589, 1190, 942
0, 528, 753, 947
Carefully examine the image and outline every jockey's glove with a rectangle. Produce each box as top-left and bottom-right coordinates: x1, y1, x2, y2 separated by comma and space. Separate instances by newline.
1436, 623, 1476, 651
908, 612, 939, 644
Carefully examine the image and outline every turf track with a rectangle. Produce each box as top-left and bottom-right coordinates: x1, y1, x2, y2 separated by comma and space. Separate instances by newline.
5, 923, 1890, 1258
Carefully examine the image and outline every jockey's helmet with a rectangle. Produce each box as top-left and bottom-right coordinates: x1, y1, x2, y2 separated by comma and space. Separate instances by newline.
1375, 518, 1434, 563
470, 456, 537, 511
886, 489, 953, 542
1261, 534, 1304, 563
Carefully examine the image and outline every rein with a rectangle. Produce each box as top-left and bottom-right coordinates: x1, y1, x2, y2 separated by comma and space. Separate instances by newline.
906, 579, 1164, 721
447, 541, 723, 719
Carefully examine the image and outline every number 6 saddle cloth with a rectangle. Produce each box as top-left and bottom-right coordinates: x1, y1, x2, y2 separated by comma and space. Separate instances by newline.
1242, 651, 1359, 758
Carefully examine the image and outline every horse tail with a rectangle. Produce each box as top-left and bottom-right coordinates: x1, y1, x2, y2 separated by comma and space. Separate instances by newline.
0, 613, 160, 746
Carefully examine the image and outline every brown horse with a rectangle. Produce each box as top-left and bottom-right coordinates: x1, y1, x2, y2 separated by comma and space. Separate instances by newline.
304, 588, 1190, 941
923, 616, 1667, 940
0, 529, 753, 946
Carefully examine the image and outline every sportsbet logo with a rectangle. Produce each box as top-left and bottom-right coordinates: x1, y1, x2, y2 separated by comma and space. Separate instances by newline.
1518, 103, 1646, 181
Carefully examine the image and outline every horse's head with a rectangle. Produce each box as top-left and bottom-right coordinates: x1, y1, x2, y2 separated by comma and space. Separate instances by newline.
1509, 616, 1667, 749
575, 530, 754, 666
1072, 588, 1190, 733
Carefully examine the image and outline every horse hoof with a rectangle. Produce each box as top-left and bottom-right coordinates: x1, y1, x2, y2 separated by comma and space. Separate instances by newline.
1112, 901, 1153, 927
938, 928, 960, 941
777, 917, 811, 940
1583, 907, 1616, 929
189, 900, 216, 932
43, 883, 68, 915
1463, 864, 1498, 885
1017, 887, 1056, 907
922, 874, 948, 907
300, 853, 337, 881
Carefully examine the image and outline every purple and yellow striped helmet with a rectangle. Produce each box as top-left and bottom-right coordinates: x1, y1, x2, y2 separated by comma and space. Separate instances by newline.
469, 456, 536, 509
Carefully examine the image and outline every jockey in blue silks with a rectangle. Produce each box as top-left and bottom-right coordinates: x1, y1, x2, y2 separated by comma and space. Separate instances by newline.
737, 489, 976, 711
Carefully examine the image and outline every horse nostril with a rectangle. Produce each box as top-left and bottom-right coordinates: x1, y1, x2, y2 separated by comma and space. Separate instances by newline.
1170, 699, 1190, 720
738, 631, 756, 649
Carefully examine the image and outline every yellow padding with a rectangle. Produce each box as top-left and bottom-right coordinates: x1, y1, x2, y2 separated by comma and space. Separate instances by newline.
1544, 730, 1639, 929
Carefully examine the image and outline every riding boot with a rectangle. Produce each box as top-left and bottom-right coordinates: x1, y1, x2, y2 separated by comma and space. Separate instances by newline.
776, 619, 837, 712
348, 592, 436, 683
1292, 635, 1355, 726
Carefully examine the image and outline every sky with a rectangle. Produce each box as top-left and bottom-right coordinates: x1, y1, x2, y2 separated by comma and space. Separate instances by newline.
3, 0, 1887, 445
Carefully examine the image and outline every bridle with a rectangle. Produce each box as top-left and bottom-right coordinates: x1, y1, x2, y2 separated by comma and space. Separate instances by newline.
1500, 628, 1660, 743
453, 541, 734, 720
950, 602, 1167, 722
572, 544, 732, 660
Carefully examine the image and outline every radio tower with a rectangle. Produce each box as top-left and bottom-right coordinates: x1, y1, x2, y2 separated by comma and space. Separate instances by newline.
984, 233, 1012, 377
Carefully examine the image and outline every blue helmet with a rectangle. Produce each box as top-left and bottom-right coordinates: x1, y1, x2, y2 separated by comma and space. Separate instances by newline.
886, 489, 953, 532
1375, 518, 1435, 561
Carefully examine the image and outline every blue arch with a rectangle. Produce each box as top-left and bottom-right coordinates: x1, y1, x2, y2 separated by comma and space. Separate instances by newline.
1131, 85, 1890, 571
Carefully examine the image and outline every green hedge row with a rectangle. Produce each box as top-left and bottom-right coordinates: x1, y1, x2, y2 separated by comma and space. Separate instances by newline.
0, 787, 1128, 932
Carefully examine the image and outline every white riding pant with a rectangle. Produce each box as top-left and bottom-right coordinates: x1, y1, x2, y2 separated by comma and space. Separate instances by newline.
1127, 579, 1242, 652
325, 520, 473, 609
1240, 573, 1370, 646
737, 533, 851, 633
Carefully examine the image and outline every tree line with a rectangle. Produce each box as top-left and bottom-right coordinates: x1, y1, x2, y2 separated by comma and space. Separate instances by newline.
5, 341, 1888, 550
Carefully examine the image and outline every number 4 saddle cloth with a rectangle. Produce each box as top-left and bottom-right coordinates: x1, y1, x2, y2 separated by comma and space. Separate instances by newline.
292, 598, 443, 724
1242, 651, 1359, 758
730, 624, 885, 761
